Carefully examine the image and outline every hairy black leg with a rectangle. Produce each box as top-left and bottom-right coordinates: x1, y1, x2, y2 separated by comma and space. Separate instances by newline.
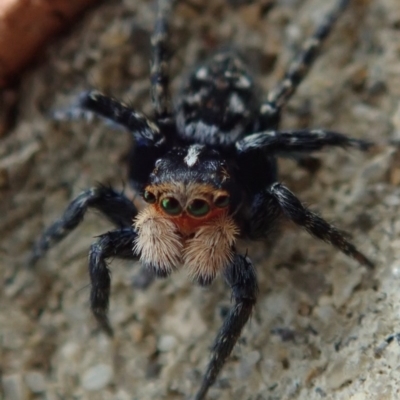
29, 186, 137, 266
89, 227, 139, 335
195, 255, 258, 400
244, 192, 281, 240
76, 90, 165, 145
260, 0, 350, 124
269, 183, 374, 268
150, 0, 174, 127
236, 128, 372, 155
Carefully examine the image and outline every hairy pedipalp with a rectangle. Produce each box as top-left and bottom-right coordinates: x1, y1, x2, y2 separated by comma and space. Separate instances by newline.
134, 207, 182, 276
183, 213, 239, 285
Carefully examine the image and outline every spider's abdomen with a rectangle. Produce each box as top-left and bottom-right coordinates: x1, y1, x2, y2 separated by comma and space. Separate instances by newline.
176, 52, 260, 147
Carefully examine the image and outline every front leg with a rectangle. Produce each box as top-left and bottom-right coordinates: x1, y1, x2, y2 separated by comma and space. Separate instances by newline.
89, 227, 139, 336
195, 254, 258, 400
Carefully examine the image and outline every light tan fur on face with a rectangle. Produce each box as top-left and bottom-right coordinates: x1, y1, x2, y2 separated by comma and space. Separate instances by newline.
136, 182, 239, 282
134, 206, 182, 276
183, 212, 238, 283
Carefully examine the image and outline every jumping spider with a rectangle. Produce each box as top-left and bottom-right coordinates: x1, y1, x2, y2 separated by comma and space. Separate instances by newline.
30, 0, 373, 398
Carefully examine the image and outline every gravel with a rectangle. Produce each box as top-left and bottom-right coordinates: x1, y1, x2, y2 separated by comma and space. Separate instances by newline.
1, 0, 400, 399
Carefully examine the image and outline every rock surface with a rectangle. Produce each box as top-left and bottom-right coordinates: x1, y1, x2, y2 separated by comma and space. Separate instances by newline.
1, 0, 400, 399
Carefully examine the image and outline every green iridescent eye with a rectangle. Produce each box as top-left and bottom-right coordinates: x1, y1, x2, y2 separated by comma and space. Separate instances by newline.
214, 195, 230, 208
187, 199, 210, 217
161, 197, 182, 215
143, 190, 156, 204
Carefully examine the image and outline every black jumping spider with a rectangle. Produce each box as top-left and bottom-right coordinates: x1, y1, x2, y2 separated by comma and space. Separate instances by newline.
30, 0, 373, 398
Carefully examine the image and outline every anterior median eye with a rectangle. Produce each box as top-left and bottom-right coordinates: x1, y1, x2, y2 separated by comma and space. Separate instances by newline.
161, 197, 182, 215
143, 190, 156, 204
214, 195, 230, 208
187, 199, 210, 217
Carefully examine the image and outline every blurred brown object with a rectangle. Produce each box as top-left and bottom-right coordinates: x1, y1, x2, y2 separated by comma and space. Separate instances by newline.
0, 0, 101, 88
0, 88, 17, 137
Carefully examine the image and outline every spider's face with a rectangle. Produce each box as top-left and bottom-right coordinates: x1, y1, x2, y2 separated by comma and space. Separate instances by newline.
141, 182, 230, 236
142, 144, 234, 235
134, 144, 239, 285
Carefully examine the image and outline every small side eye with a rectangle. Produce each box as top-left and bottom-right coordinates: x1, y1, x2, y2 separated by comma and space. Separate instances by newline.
143, 190, 156, 204
214, 195, 230, 208
187, 199, 210, 217
161, 197, 182, 215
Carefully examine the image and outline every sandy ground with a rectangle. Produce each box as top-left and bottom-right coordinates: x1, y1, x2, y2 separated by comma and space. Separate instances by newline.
1, 0, 400, 399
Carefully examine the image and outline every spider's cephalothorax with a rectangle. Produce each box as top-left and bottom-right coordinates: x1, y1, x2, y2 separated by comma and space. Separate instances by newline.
30, 0, 374, 398
134, 145, 241, 285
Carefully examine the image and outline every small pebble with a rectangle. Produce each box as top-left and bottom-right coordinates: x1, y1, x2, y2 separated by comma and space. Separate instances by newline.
158, 335, 177, 352
237, 350, 261, 379
391, 262, 400, 279
25, 371, 46, 393
2, 374, 27, 400
349, 394, 366, 400
81, 364, 113, 391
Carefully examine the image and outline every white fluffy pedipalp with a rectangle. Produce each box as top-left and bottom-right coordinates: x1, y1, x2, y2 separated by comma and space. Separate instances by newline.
133, 207, 182, 276
183, 213, 239, 284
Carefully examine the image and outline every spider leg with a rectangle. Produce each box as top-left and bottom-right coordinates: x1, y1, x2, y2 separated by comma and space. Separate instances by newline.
269, 182, 374, 268
236, 128, 372, 155
260, 0, 350, 125
89, 227, 139, 335
29, 186, 137, 266
150, 0, 175, 127
77, 90, 165, 145
243, 192, 281, 240
195, 254, 258, 400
